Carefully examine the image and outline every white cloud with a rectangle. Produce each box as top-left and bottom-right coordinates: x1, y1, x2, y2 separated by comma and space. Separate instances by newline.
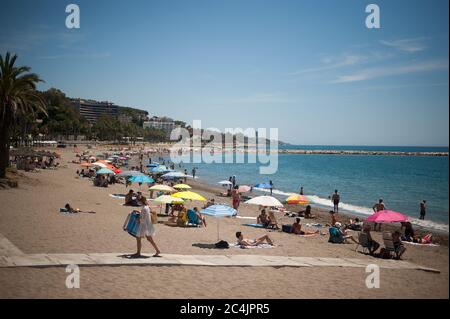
380, 37, 427, 53
332, 59, 449, 83
289, 54, 366, 75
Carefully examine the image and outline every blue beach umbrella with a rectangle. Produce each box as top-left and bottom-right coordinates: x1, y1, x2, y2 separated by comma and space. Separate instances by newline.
201, 205, 237, 240
96, 168, 115, 175
128, 175, 155, 184
149, 165, 170, 173
146, 163, 159, 168
117, 170, 144, 177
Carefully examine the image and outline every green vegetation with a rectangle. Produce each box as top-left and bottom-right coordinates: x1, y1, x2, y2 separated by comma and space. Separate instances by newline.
0, 52, 47, 178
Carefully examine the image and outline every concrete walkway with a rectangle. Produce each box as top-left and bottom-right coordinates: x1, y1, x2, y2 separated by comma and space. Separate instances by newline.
0, 253, 439, 272
0, 233, 440, 273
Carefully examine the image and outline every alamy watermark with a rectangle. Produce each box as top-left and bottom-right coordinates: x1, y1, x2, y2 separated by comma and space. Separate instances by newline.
365, 264, 380, 289
169, 120, 279, 175
65, 264, 80, 288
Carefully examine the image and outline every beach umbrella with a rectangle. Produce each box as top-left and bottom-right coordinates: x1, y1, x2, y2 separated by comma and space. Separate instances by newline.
172, 191, 206, 201
162, 172, 190, 179
218, 180, 233, 186
238, 185, 251, 193
254, 183, 272, 189
96, 168, 115, 175
80, 162, 94, 167
201, 205, 237, 240
146, 163, 159, 168
173, 184, 192, 190
97, 160, 112, 163
128, 175, 155, 184
92, 162, 108, 168
286, 194, 309, 205
149, 184, 175, 193
117, 171, 144, 177
118, 156, 127, 160
245, 195, 283, 207
152, 195, 184, 204
113, 168, 122, 174
149, 165, 170, 173
366, 210, 409, 223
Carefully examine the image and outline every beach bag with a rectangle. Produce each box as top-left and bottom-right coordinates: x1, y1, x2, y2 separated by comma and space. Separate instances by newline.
123, 211, 140, 238
215, 240, 229, 249
282, 224, 293, 233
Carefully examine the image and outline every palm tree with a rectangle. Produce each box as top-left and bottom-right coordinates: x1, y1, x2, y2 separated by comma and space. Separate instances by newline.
0, 52, 47, 178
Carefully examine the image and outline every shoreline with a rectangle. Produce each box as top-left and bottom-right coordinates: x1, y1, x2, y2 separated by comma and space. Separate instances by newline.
187, 178, 449, 246
0, 145, 448, 298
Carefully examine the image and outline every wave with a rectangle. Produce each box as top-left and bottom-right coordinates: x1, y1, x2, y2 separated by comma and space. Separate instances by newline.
252, 188, 449, 233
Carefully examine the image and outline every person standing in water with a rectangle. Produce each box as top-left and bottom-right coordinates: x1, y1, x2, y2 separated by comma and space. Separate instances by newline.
269, 180, 274, 196
132, 197, 161, 258
331, 190, 340, 213
419, 200, 427, 220
299, 186, 304, 195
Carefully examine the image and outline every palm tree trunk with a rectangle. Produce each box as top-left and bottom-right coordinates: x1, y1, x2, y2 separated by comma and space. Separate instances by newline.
0, 122, 11, 178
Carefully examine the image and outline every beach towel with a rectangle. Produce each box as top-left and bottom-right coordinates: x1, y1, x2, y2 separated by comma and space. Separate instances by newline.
242, 223, 266, 228
230, 243, 274, 249
109, 194, 126, 199
401, 241, 440, 247
235, 216, 257, 220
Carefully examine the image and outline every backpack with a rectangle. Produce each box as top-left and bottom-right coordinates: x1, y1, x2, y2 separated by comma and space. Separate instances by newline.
215, 240, 229, 249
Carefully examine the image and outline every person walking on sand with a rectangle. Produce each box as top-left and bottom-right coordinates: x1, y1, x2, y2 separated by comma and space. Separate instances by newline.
372, 198, 386, 231
419, 200, 427, 220
231, 185, 240, 210
331, 189, 340, 213
132, 197, 161, 258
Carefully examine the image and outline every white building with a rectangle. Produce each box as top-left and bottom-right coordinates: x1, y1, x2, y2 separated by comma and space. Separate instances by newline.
143, 116, 177, 137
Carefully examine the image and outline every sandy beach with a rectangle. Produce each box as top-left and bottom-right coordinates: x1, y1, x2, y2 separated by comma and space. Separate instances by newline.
0, 146, 448, 299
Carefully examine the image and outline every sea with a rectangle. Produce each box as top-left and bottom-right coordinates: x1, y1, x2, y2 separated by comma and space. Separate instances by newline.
160, 145, 449, 232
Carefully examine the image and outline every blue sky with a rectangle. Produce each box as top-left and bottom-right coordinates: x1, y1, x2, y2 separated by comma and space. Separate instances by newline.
1, 0, 448, 146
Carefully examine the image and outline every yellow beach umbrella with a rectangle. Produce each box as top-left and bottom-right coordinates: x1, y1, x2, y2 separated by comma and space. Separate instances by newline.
173, 184, 192, 190
172, 191, 206, 201
149, 184, 175, 193
152, 195, 184, 204
286, 194, 309, 205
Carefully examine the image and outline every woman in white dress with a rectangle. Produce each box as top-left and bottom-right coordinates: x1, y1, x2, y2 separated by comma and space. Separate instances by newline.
133, 197, 161, 257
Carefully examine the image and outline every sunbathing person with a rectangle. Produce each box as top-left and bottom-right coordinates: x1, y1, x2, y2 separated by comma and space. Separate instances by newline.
329, 222, 358, 244
195, 207, 207, 227
257, 209, 269, 227
63, 203, 96, 214
298, 205, 315, 219
346, 217, 363, 231
124, 190, 139, 206
267, 210, 279, 230
235, 231, 274, 246
292, 218, 319, 235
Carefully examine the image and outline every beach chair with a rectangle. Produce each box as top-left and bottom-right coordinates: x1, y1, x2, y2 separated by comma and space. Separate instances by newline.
382, 232, 396, 258
355, 232, 370, 254
186, 209, 201, 226
328, 227, 345, 244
